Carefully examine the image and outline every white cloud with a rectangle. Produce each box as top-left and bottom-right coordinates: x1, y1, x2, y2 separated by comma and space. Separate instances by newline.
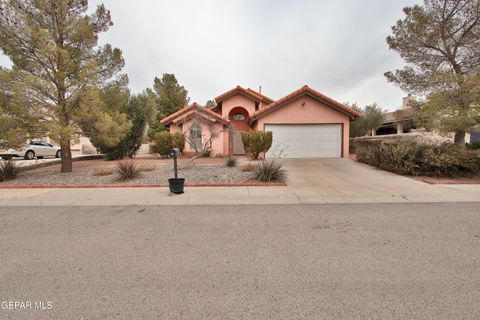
1, 0, 421, 109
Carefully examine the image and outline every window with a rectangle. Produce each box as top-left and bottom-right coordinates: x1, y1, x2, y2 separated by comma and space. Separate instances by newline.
189, 125, 202, 151
231, 114, 246, 121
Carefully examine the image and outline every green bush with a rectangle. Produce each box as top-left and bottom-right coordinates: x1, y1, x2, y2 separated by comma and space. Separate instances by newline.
421, 144, 480, 176
92, 92, 156, 160
354, 138, 480, 177
241, 131, 273, 160
152, 132, 185, 157
171, 132, 185, 151
254, 160, 287, 182
0, 159, 18, 181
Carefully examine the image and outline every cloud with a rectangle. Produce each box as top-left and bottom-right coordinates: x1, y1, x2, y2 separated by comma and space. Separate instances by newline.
1, 0, 421, 110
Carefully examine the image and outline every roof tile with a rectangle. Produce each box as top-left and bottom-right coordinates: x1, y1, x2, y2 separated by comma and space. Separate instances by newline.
249, 85, 362, 122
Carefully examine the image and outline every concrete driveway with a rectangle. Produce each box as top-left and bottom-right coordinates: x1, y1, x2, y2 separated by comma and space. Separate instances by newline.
283, 158, 478, 203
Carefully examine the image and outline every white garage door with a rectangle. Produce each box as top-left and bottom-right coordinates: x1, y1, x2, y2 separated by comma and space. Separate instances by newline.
265, 124, 342, 158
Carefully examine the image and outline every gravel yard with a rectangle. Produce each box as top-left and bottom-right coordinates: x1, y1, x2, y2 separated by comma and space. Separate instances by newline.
1, 158, 254, 186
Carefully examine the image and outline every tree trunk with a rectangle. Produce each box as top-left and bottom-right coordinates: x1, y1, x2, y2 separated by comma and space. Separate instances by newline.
454, 130, 465, 145
60, 138, 73, 173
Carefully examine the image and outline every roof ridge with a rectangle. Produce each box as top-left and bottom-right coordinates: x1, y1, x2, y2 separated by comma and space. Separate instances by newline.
160, 102, 229, 126
246, 88, 274, 103
215, 85, 266, 103
249, 85, 362, 123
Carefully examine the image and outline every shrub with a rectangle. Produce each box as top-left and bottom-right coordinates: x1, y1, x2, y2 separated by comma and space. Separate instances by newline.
0, 159, 18, 181
92, 168, 114, 177
421, 143, 480, 176
354, 138, 480, 177
240, 163, 256, 172
92, 92, 156, 160
115, 159, 141, 180
466, 142, 480, 150
225, 156, 237, 167
241, 131, 273, 160
254, 160, 287, 182
377, 140, 420, 175
153, 132, 185, 157
202, 149, 211, 158
172, 132, 186, 151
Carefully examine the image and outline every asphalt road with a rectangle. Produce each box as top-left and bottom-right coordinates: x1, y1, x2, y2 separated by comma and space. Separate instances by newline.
1, 203, 479, 320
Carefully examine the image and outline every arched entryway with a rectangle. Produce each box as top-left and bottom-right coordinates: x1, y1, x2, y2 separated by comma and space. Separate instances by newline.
228, 107, 249, 155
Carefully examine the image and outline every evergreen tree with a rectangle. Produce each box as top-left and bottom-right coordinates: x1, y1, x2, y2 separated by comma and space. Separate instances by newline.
385, 0, 480, 144
0, 0, 128, 172
153, 73, 189, 118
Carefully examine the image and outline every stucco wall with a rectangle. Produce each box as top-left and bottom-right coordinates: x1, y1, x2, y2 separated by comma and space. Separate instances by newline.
169, 121, 225, 156
254, 96, 351, 157
221, 94, 257, 118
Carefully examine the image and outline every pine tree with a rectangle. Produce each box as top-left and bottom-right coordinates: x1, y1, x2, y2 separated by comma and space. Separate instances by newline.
0, 0, 128, 172
385, 0, 480, 144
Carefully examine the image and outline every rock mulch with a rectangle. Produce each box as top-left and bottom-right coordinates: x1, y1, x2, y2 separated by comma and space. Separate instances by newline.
1, 164, 253, 186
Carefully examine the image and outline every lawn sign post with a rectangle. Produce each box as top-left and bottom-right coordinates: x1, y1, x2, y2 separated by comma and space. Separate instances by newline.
168, 148, 185, 194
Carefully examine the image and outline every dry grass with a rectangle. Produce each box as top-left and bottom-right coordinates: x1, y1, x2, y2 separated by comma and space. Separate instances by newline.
139, 164, 156, 172
240, 163, 256, 172
91, 168, 114, 177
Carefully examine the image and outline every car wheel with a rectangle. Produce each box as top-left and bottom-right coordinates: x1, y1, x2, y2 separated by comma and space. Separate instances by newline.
25, 150, 35, 160
55, 150, 61, 158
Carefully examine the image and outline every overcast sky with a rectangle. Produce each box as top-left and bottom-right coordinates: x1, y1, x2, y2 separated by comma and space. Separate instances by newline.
0, 0, 420, 111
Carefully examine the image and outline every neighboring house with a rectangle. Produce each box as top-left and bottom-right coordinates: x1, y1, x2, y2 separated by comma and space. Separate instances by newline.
376, 96, 417, 136
160, 85, 361, 158
375, 96, 480, 143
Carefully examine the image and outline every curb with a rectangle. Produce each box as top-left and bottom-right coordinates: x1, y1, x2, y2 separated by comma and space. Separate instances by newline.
419, 179, 480, 185
0, 182, 287, 189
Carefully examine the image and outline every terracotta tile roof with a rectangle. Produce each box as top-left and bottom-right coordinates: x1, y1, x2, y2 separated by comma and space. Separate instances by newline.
215, 85, 271, 104
249, 85, 362, 123
246, 88, 274, 104
160, 102, 229, 126
173, 110, 216, 125
382, 108, 415, 124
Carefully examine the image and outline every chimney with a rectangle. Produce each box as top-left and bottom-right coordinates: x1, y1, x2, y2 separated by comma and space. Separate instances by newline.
258, 86, 262, 94
402, 94, 414, 109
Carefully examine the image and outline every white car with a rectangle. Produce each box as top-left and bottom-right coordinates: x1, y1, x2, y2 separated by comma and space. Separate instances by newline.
0, 140, 62, 160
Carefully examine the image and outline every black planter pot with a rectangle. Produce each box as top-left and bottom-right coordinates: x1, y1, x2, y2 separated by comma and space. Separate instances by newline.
168, 178, 185, 194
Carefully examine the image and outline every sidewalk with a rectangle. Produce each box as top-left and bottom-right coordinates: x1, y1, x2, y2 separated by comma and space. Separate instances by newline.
0, 183, 478, 206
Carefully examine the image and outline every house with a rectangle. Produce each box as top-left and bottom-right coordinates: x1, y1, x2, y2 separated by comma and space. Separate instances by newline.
160, 85, 361, 158
376, 96, 417, 136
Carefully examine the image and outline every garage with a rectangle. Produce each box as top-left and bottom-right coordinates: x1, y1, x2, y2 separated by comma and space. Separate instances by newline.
265, 124, 342, 158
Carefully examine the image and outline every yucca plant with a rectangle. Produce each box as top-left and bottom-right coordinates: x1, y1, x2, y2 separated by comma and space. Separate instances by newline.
115, 159, 141, 180
0, 159, 18, 181
225, 156, 237, 167
254, 160, 287, 182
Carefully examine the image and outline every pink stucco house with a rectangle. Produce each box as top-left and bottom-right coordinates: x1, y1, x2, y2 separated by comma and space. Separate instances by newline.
160, 85, 361, 158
